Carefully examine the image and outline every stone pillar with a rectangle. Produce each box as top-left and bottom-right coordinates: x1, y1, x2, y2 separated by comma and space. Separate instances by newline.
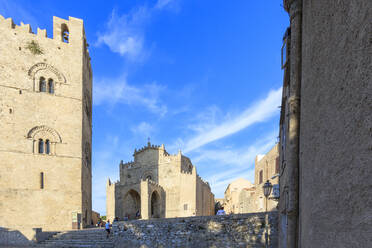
285, 0, 302, 247
140, 180, 149, 220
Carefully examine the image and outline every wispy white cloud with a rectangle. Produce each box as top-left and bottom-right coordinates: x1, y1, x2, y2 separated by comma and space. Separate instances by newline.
96, 0, 178, 60
131, 122, 153, 138
96, 7, 149, 60
183, 87, 282, 152
155, 0, 177, 10
93, 75, 167, 116
92, 135, 121, 214
196, 130, 278, 197
193, 132, 277, 169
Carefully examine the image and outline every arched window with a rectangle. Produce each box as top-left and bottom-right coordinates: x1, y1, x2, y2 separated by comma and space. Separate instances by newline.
48, 79, 54, 94
61, 24, 69, 43
146, 175, 152, 180
38, 139, 44, 153
45, 139, 50, 154
28, 126, 62, 155
39, 77, 46, 92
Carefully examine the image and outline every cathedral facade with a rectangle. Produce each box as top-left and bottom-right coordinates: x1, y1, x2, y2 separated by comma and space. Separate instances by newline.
106, 142, 215, 220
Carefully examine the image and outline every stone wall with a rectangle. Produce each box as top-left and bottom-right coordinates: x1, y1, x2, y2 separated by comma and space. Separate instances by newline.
279, 0, 371, 247
0, 227, 56, 246
298, 0, 372, 247
112, 212, 278, 248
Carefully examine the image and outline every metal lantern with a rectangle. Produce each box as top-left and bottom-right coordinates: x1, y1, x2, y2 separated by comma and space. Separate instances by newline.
263, 180, 273, 198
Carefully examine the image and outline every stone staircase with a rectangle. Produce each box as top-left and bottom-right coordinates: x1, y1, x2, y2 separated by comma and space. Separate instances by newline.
36, 228, 114, 248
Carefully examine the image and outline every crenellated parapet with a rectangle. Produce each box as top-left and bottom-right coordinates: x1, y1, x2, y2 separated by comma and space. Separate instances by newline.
121, 160, 135, 169
197, 174, 211, 189
107, 178, 118, 188
0, 15, 40, 38
133, 142, 168, 156
0, 15, 35, 34
144, 178, 162, 189
180, 169, 193, 175
0, 15, 91, 57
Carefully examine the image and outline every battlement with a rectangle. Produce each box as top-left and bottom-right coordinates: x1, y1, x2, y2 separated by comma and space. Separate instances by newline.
143, 178, 162, 189
180, 169, 193, 175
133, 143, 171, 156
120, 160, 135, 169
107, 178, 118, 187
197, 174, 211, 189
0, 15, 89, 54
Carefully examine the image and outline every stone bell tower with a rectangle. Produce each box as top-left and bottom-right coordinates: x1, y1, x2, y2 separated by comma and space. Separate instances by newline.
0, 15, 92, 232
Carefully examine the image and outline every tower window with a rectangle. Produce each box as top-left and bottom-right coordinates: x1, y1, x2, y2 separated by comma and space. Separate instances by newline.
48, 79, 54, 94
45, 139, 50, 154
184, 204, 188, 210
61, 24, 69, 43
38, 139, 44, 154
39, 77, 46, 92
40, 172, 44, 189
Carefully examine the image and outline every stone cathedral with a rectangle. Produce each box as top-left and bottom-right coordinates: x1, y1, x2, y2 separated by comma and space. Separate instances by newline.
0, 14, 92, 234
107, 142, 215, 221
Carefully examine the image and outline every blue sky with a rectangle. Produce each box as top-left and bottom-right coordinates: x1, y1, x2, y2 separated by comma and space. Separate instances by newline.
0, 0, 289, 214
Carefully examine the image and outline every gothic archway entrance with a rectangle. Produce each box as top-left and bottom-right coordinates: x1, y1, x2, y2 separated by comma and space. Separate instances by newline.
150, 191, 161, 218
123, 189, 141, 220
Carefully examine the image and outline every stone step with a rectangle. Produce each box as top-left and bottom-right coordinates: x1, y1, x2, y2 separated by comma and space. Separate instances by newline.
38, 245, 114, 248
43, 240, 113, 244
53, 236, 108, 239
34, 228, 115, 248
51, 238, 110, 241
39, 243, 114, 248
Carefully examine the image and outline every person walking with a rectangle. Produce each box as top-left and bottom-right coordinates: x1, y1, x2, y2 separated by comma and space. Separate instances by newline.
216, 207, 226, 215
105, 220, 111, 238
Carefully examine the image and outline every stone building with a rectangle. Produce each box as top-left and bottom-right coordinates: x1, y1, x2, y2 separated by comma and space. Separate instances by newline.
278, 1, 371, 247
91, 211, 100, 226
238, 187, 256, 213
253, 144, 279, 212
0, 14, 92, 233
106, 142, 214, 221
224, 178, 254, 214
223, 144, 279, 214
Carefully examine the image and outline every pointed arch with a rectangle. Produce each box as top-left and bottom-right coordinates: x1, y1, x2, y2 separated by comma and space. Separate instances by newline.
123, 189, 141, 220
150, 190, 161, 218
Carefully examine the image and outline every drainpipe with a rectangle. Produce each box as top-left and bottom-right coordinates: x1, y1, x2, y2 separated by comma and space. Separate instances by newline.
283, 0, 302, 247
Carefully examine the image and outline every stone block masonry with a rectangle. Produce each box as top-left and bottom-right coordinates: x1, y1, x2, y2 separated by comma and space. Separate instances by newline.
112, 212, 278, 248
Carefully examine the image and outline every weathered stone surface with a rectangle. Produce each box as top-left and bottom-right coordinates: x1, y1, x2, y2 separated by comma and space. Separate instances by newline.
112, 212, 278, 248
279, 0, 372, 247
